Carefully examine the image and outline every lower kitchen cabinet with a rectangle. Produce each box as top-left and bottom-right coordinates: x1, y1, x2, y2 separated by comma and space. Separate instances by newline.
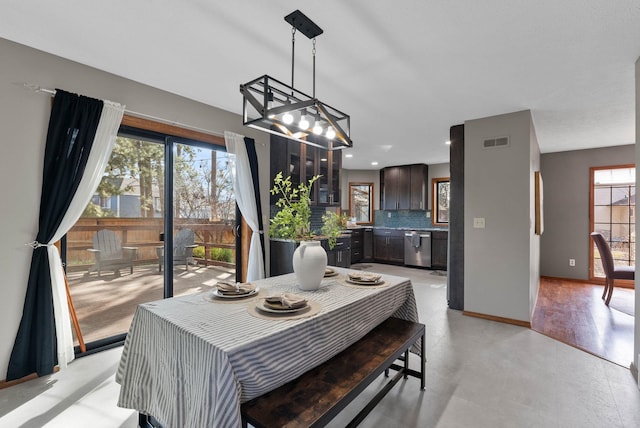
363, 228, 373, 261
431, 230, 448, 270
350, 228, 363, 264
270, 239, 298, 276
373, 229, 404, 264
323, 236, 351, 268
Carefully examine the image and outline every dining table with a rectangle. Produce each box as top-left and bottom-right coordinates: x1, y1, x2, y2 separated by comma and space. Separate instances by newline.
116, 267, 422, 428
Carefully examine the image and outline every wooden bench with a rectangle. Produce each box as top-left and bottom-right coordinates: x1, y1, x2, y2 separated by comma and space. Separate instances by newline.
241, 317, 426, 428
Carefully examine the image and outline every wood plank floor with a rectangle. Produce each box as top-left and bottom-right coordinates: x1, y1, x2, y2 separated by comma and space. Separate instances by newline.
532, 277, 635, 367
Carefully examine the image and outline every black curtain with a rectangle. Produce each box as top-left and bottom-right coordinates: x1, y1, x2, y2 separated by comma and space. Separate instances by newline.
244, 137, 265, 271
7, 89, 103, 381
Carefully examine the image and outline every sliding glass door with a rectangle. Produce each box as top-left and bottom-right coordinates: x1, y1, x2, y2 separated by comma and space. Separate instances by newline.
64, 124, 235, 353
167, 140, 236, 298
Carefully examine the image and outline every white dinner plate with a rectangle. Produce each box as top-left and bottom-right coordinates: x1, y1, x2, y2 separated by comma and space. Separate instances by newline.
256, 300, 310, 314
345, 278, 385, 286
211, 287, 259, 299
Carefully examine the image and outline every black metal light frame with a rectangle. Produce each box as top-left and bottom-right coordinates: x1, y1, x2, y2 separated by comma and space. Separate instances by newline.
239, 10, 352, 150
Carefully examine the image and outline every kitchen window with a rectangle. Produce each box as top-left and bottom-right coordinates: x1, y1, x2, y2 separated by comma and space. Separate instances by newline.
432, 177, 450, 226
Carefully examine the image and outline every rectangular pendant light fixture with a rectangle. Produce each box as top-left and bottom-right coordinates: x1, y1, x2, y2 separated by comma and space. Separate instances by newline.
239, 10, 352, 150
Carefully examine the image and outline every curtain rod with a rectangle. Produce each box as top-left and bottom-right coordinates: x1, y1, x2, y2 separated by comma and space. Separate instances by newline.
22, 83, 226, 138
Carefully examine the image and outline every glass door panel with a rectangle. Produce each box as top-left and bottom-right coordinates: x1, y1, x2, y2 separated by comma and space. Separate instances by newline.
590, 167, 635, 278
66, 134, 165, 347
171, 142, 236, 297
318, 153, 329, 204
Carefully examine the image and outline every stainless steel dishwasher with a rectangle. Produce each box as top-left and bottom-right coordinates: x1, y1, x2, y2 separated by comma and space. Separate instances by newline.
404, 231, 431, 268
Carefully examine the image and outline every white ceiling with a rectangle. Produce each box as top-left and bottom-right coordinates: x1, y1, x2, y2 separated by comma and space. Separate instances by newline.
2, 1, 640, 169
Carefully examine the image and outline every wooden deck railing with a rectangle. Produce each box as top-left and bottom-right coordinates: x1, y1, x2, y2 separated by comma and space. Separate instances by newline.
66, 218, 236, 271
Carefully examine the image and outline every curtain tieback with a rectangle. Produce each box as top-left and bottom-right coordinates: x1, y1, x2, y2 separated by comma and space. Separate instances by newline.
25, 241, 51, 249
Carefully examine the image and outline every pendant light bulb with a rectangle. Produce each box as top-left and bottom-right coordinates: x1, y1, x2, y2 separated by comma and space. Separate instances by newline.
326, 127, 336, 139
282, 111, 294, 125
313, 122, 323, 135
299, 111, 310, 130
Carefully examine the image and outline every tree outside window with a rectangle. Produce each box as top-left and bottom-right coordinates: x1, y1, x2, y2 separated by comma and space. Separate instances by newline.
432, 177, 450, 226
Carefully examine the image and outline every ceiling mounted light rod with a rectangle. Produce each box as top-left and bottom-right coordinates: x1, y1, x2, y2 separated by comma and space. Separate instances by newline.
239, 9, 352, 150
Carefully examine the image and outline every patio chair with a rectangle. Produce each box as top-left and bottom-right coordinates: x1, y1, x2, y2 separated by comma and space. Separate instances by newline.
87, 229, 138, 277
157, 228, 198, 272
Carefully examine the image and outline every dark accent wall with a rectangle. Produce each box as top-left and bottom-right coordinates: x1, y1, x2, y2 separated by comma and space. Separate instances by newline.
448, 124, 464, 310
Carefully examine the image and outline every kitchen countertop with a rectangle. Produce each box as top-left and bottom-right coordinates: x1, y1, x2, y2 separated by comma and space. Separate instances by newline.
343, 226, 448, 232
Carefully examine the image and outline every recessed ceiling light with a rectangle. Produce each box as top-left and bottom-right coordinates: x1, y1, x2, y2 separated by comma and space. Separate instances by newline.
445, 140, 451, 145
345, 154, 353, 158
371, 161, 379, 166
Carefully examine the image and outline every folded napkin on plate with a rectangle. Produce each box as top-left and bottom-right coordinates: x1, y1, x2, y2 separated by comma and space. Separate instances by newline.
348, 272, 382, 282
216, 280, 256, 294
265, 293, 307, 309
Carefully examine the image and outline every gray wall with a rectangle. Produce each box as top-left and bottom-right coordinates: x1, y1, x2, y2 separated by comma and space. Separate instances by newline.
341, 169, 380, 213
427, 163, 450, 213
0, 38, 271, 380
529, 124, 541, 314
464, 110, 540, 322
540, 144, 635, 279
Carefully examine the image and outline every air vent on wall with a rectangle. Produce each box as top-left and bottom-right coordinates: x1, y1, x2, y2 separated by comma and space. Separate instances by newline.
482, 136, 510, 149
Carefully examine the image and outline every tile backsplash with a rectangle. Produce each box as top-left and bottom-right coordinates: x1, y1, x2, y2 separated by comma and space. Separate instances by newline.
374, 210, 447, 229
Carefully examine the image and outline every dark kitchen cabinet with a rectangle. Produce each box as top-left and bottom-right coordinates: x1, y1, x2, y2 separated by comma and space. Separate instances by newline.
350, 228, 363, 264
373, 229, 404, 264
380, 164, 428, 210
270, 134, 340, 206
322, 236, 351, 268
380, 166, 410, 210
270, 239, 298, 276
431, 230, 448, 270
409, 164, 428, 210
363, 228, 374, 261
317, 148, 341, 206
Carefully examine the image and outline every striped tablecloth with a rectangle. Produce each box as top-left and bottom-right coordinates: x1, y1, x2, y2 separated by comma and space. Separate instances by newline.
116, 268, 421, 428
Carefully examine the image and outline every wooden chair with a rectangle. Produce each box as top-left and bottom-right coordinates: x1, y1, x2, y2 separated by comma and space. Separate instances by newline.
590, 232, 635, 305
87, 229, 138, 277
157, 228, 198, 272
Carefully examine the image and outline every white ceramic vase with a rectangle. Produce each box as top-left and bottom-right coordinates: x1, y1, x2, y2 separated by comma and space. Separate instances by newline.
292, 240, 327, 291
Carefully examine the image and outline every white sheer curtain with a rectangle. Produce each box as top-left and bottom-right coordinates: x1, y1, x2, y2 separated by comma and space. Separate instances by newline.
224, 131, 265, 281
48, 100, 124, 367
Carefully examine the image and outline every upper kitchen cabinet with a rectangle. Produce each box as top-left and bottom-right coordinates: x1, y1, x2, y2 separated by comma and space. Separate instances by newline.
317, 147, 341, 206
409, 164, 428, 210
380, 164, 428, 210
270, 134, 341, 206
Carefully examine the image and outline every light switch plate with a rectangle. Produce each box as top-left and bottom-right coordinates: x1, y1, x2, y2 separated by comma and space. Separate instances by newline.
473, 217, 485, 228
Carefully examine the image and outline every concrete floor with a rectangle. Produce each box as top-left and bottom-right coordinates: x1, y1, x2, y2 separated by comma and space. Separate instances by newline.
1, 264, 639, 427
